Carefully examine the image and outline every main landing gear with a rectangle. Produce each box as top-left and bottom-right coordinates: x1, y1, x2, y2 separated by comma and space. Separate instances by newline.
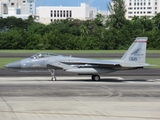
48, 70, 101, 81
48, 69, 56, 81
91, 75, 100, 81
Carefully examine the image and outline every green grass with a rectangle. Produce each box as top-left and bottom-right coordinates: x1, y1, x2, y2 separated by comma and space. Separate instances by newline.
0, 50, 160, 54
1, 57, 160, 68
146, 58, 160, 68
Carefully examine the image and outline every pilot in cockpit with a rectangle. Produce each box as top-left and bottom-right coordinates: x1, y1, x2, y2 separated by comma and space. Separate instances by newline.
37, 54, 42, 58
32, 53, 42, 59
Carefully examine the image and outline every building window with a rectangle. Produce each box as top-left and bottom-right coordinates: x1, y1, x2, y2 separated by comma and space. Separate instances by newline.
134, 3, 136, 5
51, 10, 53, 17
51, 19, 53, 22
54, 10, 56, 17
137, 12, 139, 14
147, 7, 152, 9
66, 10, 68, 17
57, 10, 59, 17
155, 11, 157, 14
63, 11, 65, 17
129, 3, 132, 6
70, 11, 72, 17
11, 3, 14, 6
128, 16, 132, 18
147, 11, 151, 14
155, 2, 157, 5
60, 10, 62, 17
128, 7, 132, 10
137, 7, 139, 9
134, 12, 136, 14
144, 7, 145, 9
155, 7, 157, 10
128, 12, 132, 14
148, 2, 150, 5
134, 7, 136, 9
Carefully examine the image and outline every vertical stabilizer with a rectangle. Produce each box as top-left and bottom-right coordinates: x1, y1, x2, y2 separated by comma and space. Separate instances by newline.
121, 37, 148, 65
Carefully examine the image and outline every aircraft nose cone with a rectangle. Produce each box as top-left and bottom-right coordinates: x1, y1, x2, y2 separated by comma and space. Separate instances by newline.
5, 61, 21, 69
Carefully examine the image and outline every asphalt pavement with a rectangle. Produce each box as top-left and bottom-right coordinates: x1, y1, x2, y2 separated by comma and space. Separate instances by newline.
0, 76, 160, 120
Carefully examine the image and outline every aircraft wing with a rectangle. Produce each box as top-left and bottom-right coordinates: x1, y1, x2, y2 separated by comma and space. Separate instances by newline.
46, 60, 153, 70
46, 60, 121, 70
60, 60, 121, 68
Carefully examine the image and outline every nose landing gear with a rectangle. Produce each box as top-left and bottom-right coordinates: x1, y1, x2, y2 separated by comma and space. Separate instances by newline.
48, 69, 56, 81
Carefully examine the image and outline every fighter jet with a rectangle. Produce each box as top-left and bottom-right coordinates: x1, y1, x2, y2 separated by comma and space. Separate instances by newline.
5, 37, 152, 81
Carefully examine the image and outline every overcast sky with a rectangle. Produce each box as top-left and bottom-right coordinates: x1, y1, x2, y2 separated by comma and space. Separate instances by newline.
36, 0, 111, 10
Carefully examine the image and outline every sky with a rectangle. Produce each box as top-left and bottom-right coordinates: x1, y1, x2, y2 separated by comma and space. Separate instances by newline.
35, 0, 111, 10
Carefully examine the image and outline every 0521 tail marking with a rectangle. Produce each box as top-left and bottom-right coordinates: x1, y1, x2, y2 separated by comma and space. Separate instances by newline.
121, 37, 148, 64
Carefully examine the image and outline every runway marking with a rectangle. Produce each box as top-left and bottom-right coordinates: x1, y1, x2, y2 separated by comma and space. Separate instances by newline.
148, 79, 160, 82
0, 111, 159, 119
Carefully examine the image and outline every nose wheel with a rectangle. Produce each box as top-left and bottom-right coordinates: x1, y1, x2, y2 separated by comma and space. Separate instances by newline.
48, 69, 56, 81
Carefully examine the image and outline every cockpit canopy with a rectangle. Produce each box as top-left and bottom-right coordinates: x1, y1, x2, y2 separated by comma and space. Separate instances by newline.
30, 53, 60, 59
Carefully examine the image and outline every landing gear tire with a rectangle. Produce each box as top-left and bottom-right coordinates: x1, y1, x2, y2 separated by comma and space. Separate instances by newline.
51, 77, 56, 81
91, 75, 100, 81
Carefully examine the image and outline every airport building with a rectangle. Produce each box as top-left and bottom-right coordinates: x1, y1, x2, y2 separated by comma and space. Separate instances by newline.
125, 0, 160, 19
0, 0, 36, 19
36, 3, 109, 24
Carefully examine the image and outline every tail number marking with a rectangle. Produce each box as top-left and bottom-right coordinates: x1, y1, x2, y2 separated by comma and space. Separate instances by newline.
129, 57, 137, 61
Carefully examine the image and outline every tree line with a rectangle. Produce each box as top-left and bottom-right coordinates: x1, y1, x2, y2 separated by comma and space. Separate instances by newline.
0, 0, 160, 50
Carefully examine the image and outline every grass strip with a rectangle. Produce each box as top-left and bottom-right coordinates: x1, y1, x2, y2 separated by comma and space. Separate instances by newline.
0, 50, 160, 54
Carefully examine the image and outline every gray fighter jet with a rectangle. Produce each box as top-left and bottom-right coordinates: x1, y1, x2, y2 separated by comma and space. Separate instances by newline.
5, 37, 152, 81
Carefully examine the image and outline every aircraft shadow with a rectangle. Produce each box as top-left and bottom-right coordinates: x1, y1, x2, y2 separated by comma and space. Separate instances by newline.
5, 78, 148, 83
55, 78, 148, 82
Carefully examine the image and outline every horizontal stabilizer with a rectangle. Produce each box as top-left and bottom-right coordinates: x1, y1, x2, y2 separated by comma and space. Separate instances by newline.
121, 63, 155, 67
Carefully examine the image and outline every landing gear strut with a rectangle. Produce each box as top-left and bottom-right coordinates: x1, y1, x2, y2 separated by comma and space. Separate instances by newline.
48, 69, 56, 81
91, 75, 100, 81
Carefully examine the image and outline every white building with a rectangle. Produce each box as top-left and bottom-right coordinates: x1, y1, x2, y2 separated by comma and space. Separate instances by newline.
36, 3, 109, 24
0, 0, 36, 19
125, 0, 160, 19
